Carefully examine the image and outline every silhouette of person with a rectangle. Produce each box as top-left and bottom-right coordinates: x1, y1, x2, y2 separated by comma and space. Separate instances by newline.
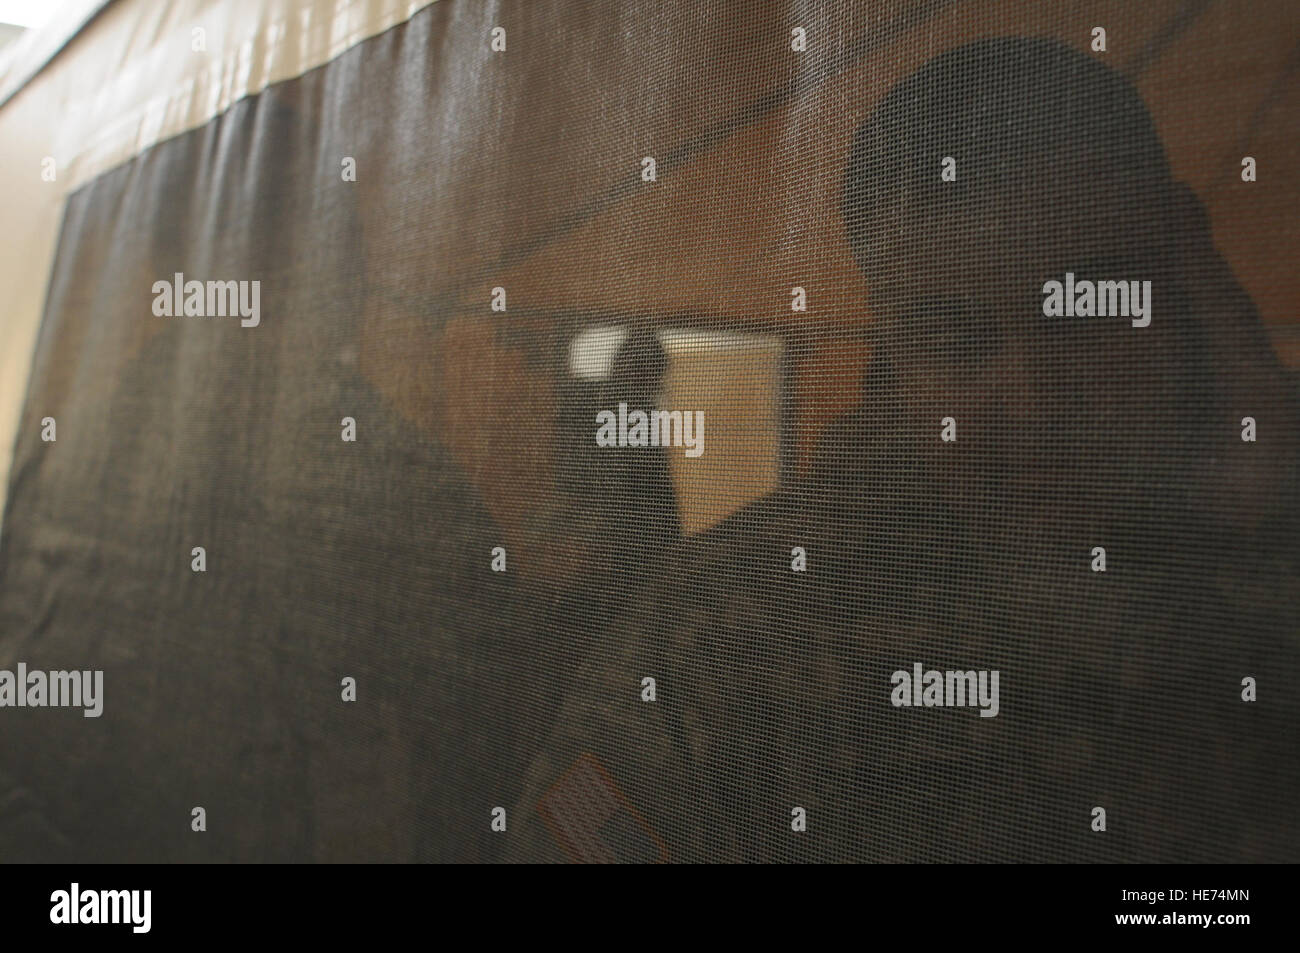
819, 36, 1300, 863
598, 328, 681, 562
504, 37, 1299, 863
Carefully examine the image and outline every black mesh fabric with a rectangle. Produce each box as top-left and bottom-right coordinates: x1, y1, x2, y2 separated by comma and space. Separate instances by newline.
1, 1, 1297, 863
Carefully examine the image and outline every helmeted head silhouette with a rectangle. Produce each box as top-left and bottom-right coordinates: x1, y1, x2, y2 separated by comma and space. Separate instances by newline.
838, 38, 1289, 543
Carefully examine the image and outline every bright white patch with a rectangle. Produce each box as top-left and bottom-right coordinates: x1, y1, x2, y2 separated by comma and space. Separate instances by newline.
568, 325, 628, 380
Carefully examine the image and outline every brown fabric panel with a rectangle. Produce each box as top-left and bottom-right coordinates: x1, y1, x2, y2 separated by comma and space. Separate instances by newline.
1, 1, 1296, 862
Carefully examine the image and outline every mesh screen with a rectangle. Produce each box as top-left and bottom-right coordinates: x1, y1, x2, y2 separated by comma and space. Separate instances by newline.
1, 0, 1297, 863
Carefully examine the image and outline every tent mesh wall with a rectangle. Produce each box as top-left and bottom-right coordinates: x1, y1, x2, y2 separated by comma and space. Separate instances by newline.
1, 0, 1297, 862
